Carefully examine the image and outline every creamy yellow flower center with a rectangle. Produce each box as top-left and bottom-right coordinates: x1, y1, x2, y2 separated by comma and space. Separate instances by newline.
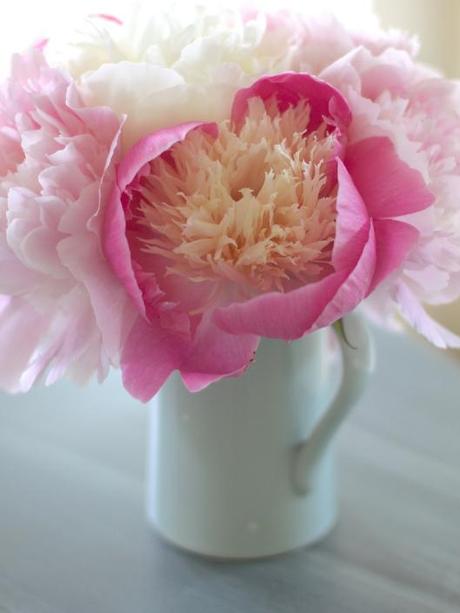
136, 98, 338, 296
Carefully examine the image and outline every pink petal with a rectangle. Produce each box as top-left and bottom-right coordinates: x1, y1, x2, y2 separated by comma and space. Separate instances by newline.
315, 222, 376, 328
90, 13, 123, 25
121, 316, 185, 402
117, 122, 218, 189
57, 236, 136, 362
345, 136, 434, 218
33, 38, 48, 50
66, 83, 122, 149
395, 282, 460, 348
37, 293, 104, 386
213, 271, 346, 340
332, 160, 370, 270
214, 157, 373, 340
361, 64, 407, 100
369, 219, 419, 294
103, 121, 218, 316
0, 296, 45, 392
0, 242, 42, 294
180, 314, 260, 392
231, 72, 352, 133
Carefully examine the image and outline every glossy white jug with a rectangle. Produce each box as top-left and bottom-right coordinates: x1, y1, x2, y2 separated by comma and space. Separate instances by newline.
147, 314, 373, 559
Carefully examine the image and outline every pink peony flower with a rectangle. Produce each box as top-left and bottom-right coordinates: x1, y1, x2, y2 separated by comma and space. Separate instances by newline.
104, 72, 434, 401
316, 44, 460, 346
0, 48, 134, 391
2, 8, 460, 401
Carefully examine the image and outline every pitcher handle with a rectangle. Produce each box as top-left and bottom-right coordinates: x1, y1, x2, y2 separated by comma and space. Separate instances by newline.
292, 312, 375, 495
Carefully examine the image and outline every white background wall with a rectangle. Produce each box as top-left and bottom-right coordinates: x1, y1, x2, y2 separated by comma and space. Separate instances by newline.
375, 0, 460, 76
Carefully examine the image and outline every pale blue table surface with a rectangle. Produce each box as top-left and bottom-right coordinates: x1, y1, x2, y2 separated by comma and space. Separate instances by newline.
0, 328, 459, 613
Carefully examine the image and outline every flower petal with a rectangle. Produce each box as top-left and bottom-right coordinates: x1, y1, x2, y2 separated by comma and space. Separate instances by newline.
369, 218, 419, 294
231, 72, 352, 132
213, 271, 346, 340
103, 121, 218, 317
315, 222, 376, 328
58, 236, 136, 363
213, 157, 373, 339
120, 316, 184, 402
395, 282, 460, 348
345, 136, 434, 218
180, 314, 260, 392
0, 296, 46, 392
117, 122, 218, 189
79, 62, 186, 150
332, 159, 369, 270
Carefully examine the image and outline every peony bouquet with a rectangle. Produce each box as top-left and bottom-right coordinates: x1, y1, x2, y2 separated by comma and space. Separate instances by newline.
1, 6, 460, 402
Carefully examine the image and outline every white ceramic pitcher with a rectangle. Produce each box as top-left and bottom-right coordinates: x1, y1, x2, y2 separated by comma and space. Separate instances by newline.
147, 313, 374, 559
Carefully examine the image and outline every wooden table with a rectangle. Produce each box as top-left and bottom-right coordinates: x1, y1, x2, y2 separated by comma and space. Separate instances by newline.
0, 328, 459, 613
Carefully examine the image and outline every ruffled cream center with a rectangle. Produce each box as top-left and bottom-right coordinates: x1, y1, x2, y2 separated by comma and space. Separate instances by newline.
137, 98, 338, 296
